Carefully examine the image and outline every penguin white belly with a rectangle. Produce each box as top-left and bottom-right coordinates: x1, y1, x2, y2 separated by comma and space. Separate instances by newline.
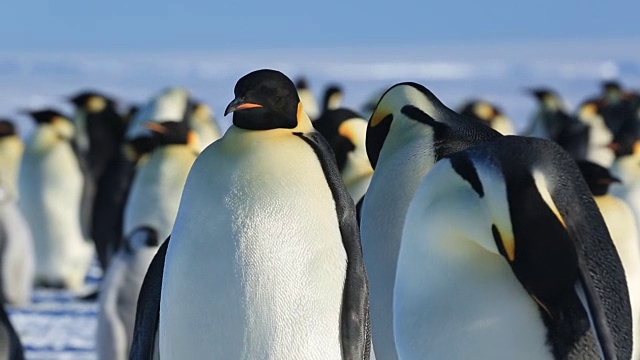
0, 200, 34, 306
594, 195, 640, 359
19, 141, 93, 289
0, 137, 24, 201
192, 120, 221, 150
160, 131, 347, 359
395, 193, 551, 360
360, 138, 433, 360
123, 145, 197, 240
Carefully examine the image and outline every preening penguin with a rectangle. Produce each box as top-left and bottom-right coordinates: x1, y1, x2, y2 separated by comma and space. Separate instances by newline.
458, 99, 515, 135
97, 121, 198, 360
19, 110, 94, 290
578, 160, 640, 359
314, 108, 373, 203
130, 69, 370, 359
394, 136, 632, 359
359, 82, 501, 360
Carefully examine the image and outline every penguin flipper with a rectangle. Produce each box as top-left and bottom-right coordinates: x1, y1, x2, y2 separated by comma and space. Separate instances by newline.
294, 131, 371, 360
544, 147, 632, 359
129, 237, 169, 360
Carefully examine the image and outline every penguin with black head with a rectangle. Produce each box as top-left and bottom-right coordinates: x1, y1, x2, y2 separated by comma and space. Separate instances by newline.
130, 69, 370, 359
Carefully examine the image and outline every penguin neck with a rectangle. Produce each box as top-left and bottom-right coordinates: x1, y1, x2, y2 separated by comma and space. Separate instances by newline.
360, 120, 437, 360
27, 125, 69, 154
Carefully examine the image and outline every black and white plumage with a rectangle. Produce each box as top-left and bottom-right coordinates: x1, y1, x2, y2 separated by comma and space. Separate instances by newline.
360, 82, 501, 360
130, 69, 370, 359
395, 136, 632, 359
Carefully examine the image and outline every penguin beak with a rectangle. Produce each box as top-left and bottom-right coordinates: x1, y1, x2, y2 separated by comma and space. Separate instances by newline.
224, 98, 263, 116
143, 122, 168, 134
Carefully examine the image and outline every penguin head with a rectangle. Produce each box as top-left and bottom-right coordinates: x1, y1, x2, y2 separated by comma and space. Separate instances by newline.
225, 69, 301, 130
314, 108, 366, 170
366, 82, 500, 169
527, 88, 564, 111
437, 141, 582, 319
322, 84, 343, 111
68, 91, 113, 113
577, 160, 620, 196
144, 121, 190, 146
602, 80, 623, 103
25, 109, 75, 139
459, 100, 501, 123
0, 120, 17, 138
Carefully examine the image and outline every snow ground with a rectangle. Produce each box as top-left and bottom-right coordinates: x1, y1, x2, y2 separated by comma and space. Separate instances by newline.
2, 39, 639, 359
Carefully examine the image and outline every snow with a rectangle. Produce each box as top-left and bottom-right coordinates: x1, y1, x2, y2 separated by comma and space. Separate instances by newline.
1, 39, 639, 359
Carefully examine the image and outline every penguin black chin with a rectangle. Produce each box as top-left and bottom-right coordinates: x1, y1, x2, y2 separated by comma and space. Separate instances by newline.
232, 108, 297, 130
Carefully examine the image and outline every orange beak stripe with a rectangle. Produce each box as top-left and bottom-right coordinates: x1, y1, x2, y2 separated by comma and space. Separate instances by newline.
236, 103, 263, 110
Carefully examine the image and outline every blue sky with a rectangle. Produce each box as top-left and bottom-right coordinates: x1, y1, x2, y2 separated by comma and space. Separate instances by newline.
2, 0, 639, 51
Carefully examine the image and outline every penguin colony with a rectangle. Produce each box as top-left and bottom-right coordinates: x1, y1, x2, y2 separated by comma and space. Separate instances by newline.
0, 70, 637, 360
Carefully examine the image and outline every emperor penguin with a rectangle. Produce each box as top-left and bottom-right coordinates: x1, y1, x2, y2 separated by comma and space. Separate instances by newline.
577, 101, 616, 168
0, 120, 24, 201
187, 102, 221, 150
69, 91, 126, 269
97, 121, 199, 360
458, 100, 516, 135
611, 141, 640, 238
524, 88, 590, 160
314, 108, 373, 203
0, 182, 35, 307
394, 136, 632, 359
130, 69, 370, 360
295, 77, 320, 120
126, 87, 191, 141
359, 82, 501, 360
68, 91, 125, 181
322, 84, 344, 113
19, 110, 94, 290
596, 81, 640, 156
578, 160, 640, 359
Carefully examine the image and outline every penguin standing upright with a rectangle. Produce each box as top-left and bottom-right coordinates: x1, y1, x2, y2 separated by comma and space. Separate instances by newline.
97, 121, 198, 360
130, 69, 370, 359
359, 83, 501, 360
19, 110, 94, 290
577, 101, 615, 168
187, 102, 221, 150
0, 183, 34, 307
322, 85, 343, 113
524, 88, 590, 160
295, 77, 320, 121
394, 136, 632, 359
0, 120, 24, 201
578, 160, 640, 359
611, 141, 640, 236
314, 108, 373, 203
458, 100, 515, 135
0, 120, 34, 306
